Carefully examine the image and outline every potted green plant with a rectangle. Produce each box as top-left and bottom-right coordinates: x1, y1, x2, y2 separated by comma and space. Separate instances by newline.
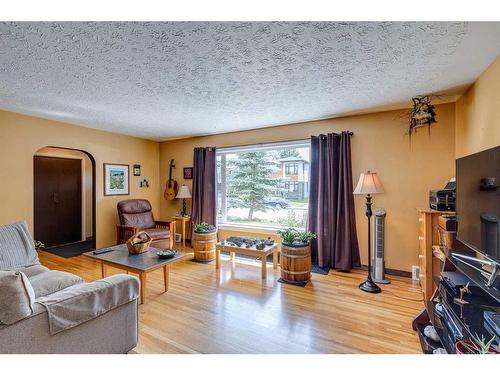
193, 222, 216, 233
455, 334, 499, 354
192, 222, 217, 262
277, 228, 316, 284
34, 240, 45, 251
277, 228, 316, 247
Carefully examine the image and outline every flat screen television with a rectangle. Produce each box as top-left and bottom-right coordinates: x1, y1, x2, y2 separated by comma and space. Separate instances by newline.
456, 145, 500, 265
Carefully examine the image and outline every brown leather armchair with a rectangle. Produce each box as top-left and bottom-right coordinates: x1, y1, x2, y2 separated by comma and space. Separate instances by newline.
116, 199, 175, 249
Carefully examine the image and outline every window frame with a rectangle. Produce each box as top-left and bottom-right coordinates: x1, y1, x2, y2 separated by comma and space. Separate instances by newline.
284, 181, 299, 192
284, 163, 299, 175
216, 139, 310, 231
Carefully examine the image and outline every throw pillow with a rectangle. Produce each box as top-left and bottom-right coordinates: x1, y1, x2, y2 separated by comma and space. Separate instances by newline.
0, 270, 35, 325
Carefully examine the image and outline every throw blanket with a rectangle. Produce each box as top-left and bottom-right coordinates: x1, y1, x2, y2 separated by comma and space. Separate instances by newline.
35, 274, 139, 335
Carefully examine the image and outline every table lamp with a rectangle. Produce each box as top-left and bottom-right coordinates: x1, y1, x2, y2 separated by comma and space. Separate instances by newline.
353, 171, 385, 293
176, 185, 192, 217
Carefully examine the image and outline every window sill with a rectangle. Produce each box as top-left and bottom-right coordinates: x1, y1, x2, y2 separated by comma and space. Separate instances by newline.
217, 223, 304, 234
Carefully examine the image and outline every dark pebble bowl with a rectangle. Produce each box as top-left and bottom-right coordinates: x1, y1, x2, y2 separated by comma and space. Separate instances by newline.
157, 249, 177, 259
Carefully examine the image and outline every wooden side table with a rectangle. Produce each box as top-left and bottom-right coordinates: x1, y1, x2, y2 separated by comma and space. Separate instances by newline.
171, 216, 191, 247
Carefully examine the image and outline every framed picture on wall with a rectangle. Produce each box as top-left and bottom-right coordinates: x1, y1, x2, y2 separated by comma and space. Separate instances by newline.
133, 164, 141, 176
183, 167, 193, 179
104, 163, 130, 196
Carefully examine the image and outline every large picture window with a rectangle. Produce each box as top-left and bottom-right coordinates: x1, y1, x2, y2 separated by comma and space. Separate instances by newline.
216, 141, 310, 229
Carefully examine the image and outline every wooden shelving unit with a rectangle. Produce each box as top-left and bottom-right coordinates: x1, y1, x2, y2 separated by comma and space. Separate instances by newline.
417, 208, 455, 301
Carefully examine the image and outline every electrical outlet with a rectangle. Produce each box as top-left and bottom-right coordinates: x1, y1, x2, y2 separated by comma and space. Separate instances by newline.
412, 265, 420, 281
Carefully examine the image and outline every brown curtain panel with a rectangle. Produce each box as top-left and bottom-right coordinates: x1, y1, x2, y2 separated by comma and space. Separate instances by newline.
191, 147, 217, 229
307, 132, 360, 271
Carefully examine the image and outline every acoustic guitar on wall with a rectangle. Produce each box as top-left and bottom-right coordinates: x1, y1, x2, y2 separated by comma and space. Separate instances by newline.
164, 159, 178, 201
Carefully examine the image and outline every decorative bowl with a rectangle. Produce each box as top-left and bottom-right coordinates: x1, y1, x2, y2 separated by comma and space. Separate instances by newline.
157, 249, 177, 259
264, 237, 275, 246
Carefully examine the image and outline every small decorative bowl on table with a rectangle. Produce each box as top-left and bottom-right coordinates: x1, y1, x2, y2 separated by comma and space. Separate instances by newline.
157, 249, 177, 259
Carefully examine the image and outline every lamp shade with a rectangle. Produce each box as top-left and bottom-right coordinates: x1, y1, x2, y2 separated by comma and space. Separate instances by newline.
176, 185, 192, 199
353, 171, 385, 195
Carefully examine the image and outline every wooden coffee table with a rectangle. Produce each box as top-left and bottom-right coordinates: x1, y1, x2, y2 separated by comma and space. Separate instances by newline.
215, 241, 279, 279
83, 244, 189, 304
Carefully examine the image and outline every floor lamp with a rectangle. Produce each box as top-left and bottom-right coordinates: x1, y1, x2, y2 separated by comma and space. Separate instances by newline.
353, 171, 385, 293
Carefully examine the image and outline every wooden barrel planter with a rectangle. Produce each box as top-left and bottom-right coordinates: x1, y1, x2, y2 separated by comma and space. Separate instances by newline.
280, 242, 311, 283
192, 230, 217, 262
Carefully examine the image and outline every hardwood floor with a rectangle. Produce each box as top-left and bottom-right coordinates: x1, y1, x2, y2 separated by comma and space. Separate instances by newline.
38, 248, 423, 354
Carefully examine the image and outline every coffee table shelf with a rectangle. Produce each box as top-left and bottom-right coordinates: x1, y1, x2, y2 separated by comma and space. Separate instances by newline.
215, 242, 279, 279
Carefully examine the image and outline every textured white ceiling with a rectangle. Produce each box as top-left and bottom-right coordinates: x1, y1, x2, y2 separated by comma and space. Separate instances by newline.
0, 22, 499, 140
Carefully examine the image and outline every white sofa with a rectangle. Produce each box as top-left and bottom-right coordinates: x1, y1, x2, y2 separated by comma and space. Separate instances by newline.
0, 221, 139, 354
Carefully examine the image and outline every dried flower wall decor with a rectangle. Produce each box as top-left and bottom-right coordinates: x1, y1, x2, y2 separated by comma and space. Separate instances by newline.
407, 95, 437, 146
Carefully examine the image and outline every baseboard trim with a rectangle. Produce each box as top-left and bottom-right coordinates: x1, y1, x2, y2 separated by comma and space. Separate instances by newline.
359, 265, 412, 279
386, 268, 412, 278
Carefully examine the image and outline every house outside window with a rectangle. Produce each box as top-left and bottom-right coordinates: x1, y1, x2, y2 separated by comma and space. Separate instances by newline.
216, 141, 310, 229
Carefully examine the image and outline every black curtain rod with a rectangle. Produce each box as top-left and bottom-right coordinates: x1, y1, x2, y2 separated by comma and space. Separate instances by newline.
217, 138, 311, 151
213, 131, 354, 151
317, 131, 354, 137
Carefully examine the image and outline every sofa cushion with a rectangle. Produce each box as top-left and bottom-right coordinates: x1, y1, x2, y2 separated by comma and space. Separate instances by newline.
0, 221, 39, 270
19, 264, 50, 278
29, 270, 84, 298
0, 270, 35, 325
144, 227, 170, 241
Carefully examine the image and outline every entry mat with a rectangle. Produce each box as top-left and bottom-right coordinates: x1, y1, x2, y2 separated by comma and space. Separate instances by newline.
42, 240, 93, 258
311, 264, 330, 275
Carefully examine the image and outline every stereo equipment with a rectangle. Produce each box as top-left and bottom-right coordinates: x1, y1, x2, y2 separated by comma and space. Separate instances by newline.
438, 214, 457, 232
438, 214, 457, 251
430, 178, 456, 211
441, 271, 483, 296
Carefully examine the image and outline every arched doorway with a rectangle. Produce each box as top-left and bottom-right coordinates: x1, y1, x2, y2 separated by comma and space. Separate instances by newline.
33, 146, 96, 257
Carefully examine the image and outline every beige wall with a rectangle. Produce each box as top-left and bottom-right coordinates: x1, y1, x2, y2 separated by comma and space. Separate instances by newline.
0, 110, 160, 249
160, 103, 457, 272
4, 57, 497, 270
455, 57, 500, 158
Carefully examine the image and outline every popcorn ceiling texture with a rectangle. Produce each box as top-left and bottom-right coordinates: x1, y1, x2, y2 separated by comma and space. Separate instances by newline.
0, 22, 499, 140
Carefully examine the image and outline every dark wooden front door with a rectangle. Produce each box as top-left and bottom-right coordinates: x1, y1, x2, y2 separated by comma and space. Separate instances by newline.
34, 156, 82, 247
